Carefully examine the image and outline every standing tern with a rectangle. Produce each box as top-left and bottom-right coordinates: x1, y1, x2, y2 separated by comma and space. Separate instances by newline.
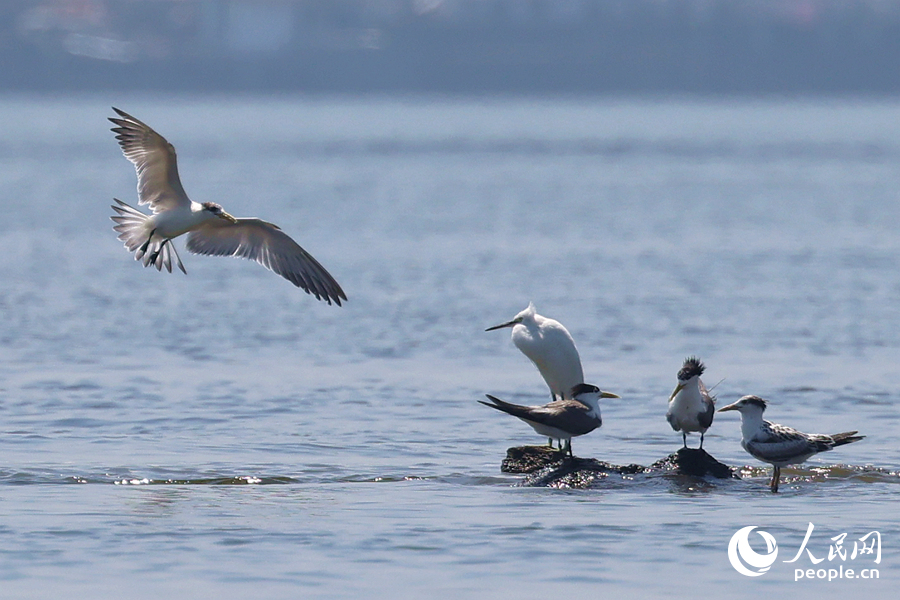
479, 383, 620, 457
108, 107, 347, 305
718, 395, 864, 492
666, 356, 716, 449
486, 303, 584, 402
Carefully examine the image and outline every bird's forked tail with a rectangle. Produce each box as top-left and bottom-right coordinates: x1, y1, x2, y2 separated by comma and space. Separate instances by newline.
830, 431, 865, 447
110, 199, 185, 274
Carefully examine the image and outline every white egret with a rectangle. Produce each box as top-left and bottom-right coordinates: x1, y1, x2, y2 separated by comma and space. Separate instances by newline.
486, 303, 584, 401
480, 383, 620, 457
108, 107, 347, 305
666, 356, 716, 449
718, 395, 864, 492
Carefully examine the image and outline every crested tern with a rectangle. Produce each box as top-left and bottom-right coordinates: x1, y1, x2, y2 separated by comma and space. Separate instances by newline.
666, 356, 716, 449
480, 383, 620, 457
718, 395, 864, 492
108, 107, 347, 305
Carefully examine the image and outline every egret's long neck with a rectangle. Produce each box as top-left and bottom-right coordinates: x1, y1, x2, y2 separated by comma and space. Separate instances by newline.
514, 319, 541, 346
738, 407, 766, 442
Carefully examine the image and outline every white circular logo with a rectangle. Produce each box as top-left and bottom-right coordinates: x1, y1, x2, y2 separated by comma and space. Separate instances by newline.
728, 526, 779, 577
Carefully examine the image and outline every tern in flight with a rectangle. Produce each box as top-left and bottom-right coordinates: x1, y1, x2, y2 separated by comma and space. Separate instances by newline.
108, 107, 347, 305
718, 395, 864, 492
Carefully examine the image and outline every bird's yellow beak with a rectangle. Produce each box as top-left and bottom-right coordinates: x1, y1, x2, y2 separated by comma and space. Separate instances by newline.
600, 391, 620, 399
668, 383, 684, 403
485, 318, 518, 332
218, 211, 238, 224
717, 402, 740, 413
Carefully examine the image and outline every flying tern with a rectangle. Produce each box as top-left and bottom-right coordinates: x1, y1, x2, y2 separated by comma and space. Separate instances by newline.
108, 107, 347, 305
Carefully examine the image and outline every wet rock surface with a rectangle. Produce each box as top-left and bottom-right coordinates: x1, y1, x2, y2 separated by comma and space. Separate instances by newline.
501, 446, 739, 488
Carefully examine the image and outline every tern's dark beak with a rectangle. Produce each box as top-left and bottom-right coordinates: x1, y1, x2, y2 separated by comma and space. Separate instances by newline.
717, 402, 740, 413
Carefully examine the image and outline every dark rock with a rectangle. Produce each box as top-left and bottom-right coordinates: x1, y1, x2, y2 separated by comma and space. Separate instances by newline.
501, 445, 566, 473
500, 445, 739, 488
650, 447, 739, 480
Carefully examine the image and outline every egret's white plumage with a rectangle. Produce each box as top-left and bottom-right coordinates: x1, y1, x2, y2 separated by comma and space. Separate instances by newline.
108, 107, 347, 305
486, 303, 584, 401
718, 395, 864, 492
666, 356, 716, 449
479, 383, 620, 456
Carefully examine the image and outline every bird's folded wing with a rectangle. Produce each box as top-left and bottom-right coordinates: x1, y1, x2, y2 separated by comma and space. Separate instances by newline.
745, 436, 817, 463
698, 392, 716, 429
523, 401, 595, 434
109, 108, 189, 213
186, 218, 347, 305
699, 379, 716, 404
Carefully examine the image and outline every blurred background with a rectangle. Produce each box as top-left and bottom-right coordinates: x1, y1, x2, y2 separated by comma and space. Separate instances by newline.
4, 0, 900, 95
2, 4, 899, 599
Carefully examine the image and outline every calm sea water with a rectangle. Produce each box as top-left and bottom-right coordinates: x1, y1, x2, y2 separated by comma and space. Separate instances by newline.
0, 95, 898, 598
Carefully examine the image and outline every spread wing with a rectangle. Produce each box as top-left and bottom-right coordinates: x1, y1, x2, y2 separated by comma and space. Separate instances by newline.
109, 107, 190, 213
186, 218, 347, 305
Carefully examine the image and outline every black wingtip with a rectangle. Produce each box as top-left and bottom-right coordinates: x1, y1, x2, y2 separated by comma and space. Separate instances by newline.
832, 432, 865, 446
479, 397, 508, 413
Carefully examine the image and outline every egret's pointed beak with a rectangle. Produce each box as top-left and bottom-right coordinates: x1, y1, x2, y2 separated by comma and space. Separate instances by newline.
668, 383, 684, 403
717, 401, 740, 413
218, 211, 238, 224
485, 319, 517, 332
600, 391, 620, 399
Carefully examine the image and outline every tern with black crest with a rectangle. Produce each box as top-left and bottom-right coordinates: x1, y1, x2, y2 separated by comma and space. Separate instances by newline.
486, 303, 584, 402
666, 356, 716, 449
479, 383, 620, 457
718, 395, 864, 492
108, 107, 346, 305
